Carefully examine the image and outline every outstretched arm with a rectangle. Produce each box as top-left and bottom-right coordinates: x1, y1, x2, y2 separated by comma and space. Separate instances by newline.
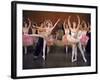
51, 18, 60, 31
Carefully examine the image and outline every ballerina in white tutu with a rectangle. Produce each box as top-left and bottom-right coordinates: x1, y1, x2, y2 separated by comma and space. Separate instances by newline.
67, 15, 80, 62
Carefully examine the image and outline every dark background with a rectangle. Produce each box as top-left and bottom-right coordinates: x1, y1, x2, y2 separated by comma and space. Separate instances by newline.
23, 10, 91, 26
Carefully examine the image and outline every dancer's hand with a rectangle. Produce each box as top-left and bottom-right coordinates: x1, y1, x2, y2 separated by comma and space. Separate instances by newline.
27, 17, 31, 21
58, 18, 60, 22
53, 18, 60, 28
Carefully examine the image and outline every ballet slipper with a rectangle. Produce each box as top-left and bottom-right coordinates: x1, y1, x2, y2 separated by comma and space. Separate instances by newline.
83, 58, 87, 63
72, 59, 77, 62
42, 55, 45, 60
72, 56, 77, 62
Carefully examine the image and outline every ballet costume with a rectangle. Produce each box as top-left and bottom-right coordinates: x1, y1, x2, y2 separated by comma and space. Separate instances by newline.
22, 28, 34, 54
23, 27, 29, 34
70, 31, 78, 62
77, 30, 89, 62
38, 27, 52, 60
80, 31, 89, 46
44, 27, 54, 58
23, 34, 34, 46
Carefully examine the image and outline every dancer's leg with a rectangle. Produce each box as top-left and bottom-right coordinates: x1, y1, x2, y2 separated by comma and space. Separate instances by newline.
66, 46, 68, 54
43, 39, 46, 60
34, 37, 44, 59
78, 43, 87, 62
74, 45, 77, 61
24, 46, 27, 54
47, 46, 50, 54
72, 45, 75, 62
83, 46, 86, 52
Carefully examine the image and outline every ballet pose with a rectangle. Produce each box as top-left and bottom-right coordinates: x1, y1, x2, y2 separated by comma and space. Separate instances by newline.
78, 20, 89, 52
77, 20, 89, 62
22, 18, 32, 54
23, 18, 31, 34
67, 15, 80, 62
36, 19, 60, 60
63, 19, 70, 54
63, 16, 80, 62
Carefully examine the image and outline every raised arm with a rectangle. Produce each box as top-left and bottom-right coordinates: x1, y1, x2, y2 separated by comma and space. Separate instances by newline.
87, 22, 91, 32
27, 18, 31, 29
23, 22, 26, 27
53, 19, 60, 27
51, 18, 60, 30
63, 19, 66, 30
68, 16, 72, 30
82, 20, 87, 30
76, 15, 81, 30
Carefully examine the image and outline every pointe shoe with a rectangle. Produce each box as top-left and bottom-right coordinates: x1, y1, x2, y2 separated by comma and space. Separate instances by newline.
43, 56, 45, 60
84, 59, 87, 63
72, 58, 77, 62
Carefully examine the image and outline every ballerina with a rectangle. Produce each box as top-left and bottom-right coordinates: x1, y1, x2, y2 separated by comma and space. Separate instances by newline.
36, 19, 60, 60
62, 19, 70, 54
22, 18, 33, 54
78, 20, 89, 53
76, 20, 89, 62
67, 15, 80, 62
23, 18, 31, 34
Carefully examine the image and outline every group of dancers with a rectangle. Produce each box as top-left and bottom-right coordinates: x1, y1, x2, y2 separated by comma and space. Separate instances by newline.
23, 15, 90, 63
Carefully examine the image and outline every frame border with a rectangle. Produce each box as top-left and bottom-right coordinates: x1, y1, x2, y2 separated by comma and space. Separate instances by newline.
11, 1, 98, 79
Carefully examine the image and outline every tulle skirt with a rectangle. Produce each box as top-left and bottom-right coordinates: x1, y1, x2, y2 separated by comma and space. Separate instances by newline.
23, 34, 34, 46
46, 36, 54, 46
80, 35, 89, 46
62, 34, 80, 46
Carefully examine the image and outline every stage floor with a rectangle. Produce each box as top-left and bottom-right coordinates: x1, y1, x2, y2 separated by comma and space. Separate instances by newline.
23, 46, 91, 69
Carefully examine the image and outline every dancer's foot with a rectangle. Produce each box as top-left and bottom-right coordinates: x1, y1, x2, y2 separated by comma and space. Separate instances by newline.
72, 58, 77, 62
43, 56, 45, 60
84, 58, 87, 63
